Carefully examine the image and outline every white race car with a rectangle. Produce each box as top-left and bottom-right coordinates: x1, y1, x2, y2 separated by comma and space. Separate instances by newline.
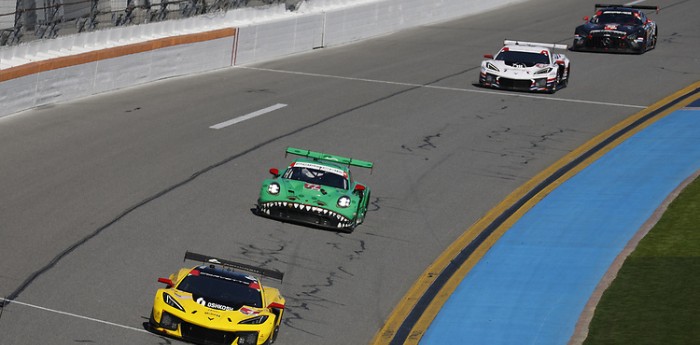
479, 40, 570, 94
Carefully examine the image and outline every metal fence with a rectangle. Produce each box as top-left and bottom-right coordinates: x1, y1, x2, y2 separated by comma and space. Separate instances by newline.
0, 0, 302, 46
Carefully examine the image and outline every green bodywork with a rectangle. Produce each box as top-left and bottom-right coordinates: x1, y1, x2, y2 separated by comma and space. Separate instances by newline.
256, 148, 373, 233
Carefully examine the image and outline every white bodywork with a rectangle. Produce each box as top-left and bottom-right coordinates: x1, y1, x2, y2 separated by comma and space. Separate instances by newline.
479, 40, 571, 93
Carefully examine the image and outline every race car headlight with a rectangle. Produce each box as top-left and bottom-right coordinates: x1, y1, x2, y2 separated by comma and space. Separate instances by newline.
239, 315, 269, 324
267, 183, 280, 195
337, 196, 351, 208
162, 292, 185, 312
486, 62, 500, 72
535, 67, 552, 75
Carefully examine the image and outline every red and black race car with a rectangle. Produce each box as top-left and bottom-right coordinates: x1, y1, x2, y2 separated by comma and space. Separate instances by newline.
572, 4, 658, 54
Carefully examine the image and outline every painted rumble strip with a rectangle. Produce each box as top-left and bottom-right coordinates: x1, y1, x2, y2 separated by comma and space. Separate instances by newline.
0, 28, 236, 83
371, 81, 700, 345
209, 103, 288, 129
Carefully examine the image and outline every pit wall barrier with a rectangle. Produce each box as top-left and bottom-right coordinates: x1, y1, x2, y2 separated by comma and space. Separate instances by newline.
0, 0, 525, 118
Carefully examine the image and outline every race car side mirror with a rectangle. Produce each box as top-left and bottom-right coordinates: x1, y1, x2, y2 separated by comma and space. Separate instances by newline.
483, 54, 494, 59
354, 184, 366, 192
158, 278, 174, 287
583, 16, 589, 21
269, 168, 279, 177
268, 302, 285, 310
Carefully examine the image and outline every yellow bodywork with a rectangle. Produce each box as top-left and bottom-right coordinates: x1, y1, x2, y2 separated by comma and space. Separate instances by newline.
150, 267, 285, 345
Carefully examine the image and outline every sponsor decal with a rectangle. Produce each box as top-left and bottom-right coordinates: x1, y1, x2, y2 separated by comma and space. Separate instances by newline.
305, 183, 321, 190
602, 11, 633, 15
205, 311, 221, 318
196, 296, 237, 311
206, 301, 237, 312
292, 161, 346, 177
590, 29, 626, 35
604, 24, 619, 30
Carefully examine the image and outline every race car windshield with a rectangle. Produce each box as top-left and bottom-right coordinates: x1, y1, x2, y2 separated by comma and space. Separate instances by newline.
495, 51, 549, 67
177, 273, 263, 309
284, 167, 348, 189
592, 13, 643, 25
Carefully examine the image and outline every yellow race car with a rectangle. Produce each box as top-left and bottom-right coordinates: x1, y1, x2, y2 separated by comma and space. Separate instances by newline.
149, 251, 285, 345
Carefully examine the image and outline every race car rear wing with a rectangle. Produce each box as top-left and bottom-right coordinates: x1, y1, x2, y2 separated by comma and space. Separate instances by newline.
503, 40, 567, 50
594, 4, 659, 13
184, 251, 284, 282
286, 147, 374, 169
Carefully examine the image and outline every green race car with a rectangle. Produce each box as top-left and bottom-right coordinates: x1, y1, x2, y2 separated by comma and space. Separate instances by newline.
256, 147, 373, 233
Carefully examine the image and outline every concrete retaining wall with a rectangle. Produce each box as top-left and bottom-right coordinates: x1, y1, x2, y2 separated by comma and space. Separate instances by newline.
0, 0, 526, 118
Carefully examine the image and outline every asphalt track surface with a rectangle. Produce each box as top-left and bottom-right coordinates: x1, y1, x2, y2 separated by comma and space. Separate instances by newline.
418, 88, 700, 345
0, 0, 698, 344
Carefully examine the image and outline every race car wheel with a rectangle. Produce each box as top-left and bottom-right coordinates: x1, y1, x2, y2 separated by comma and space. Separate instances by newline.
264, 322, 279, 344
636, 42, 647, 54
341, 220, 356, 234
271, 324, 280, 343
562, 65, 570, 87
547, 70, 561, 94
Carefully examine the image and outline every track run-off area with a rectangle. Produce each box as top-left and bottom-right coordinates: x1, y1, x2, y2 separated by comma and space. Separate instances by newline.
1, 0, 699, 344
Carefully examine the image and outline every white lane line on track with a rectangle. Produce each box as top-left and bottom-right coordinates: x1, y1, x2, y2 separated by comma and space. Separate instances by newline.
625, 0, 647, 5
1, 298, 150, 334
210, 103, 288, 129
238, 66, 646, 109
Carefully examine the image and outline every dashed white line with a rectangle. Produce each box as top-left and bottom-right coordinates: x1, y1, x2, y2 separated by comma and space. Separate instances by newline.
238, 66, 646, 109
1, 297, 150, 334
210, 103, 288, 129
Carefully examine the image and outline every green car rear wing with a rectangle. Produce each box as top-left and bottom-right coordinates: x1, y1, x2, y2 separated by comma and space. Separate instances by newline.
286, 147, 373, 169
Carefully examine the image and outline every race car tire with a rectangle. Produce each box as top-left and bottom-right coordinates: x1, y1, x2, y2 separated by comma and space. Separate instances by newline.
562, 65, 570, 87
547, 69, 561, 94
271, 324, 280, 343
263, 325, 278, 345
341, 221, 356, 234
636, 39, 648, 54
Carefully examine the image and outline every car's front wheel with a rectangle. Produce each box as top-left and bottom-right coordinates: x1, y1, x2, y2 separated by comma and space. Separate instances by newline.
263, 322, 279, 344
547, 70, 561, 94
561, 64, 570, 87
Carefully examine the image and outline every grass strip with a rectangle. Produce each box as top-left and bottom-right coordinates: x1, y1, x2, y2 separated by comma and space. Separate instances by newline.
584, 175, 700, 345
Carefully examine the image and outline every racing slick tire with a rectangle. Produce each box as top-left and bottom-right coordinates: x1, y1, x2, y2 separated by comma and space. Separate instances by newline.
264, 322, 279, 344
636, 41, 647, 54
561, 65, 570, 88
340, 220, 357, 234
650, 28, 658, 50
548, 69, 562, 94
